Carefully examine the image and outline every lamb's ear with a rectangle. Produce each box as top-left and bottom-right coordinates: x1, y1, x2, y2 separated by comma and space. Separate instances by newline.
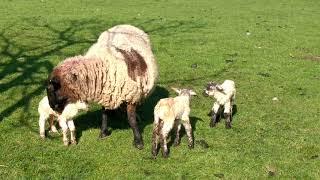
216, 85, 224, 92
189, 90, 197, 96
171, 87, 181, 94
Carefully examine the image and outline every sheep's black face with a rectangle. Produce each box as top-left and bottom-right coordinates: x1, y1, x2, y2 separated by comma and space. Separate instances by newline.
46, 76, 68, 113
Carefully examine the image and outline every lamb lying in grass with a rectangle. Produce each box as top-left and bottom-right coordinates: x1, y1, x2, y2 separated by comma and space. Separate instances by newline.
152, 88, 196, 158
203, 80, 236, 128
38, 96, 88, 145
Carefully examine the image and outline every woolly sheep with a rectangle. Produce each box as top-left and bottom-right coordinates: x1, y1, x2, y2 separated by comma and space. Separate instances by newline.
46, 25, 158, 149
152, 88, 196, 158
203, 80, 236, 128
38, 96, 88, 145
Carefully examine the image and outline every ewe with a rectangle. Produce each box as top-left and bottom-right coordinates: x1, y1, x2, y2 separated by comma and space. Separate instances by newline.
46, 25, 158, 149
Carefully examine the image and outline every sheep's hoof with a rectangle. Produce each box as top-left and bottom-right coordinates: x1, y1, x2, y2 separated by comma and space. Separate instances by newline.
188, 143, 194, 149
99, 130, 111, 139
133, 140, 144, 150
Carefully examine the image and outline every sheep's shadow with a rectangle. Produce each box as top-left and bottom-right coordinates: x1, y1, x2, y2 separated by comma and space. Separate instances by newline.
74, 86, 169, 140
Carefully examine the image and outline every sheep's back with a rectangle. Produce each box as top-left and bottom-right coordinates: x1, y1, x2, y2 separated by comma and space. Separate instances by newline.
84, 25, 158, 108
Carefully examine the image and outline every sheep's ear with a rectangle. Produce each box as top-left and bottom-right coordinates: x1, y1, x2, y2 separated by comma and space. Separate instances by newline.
216, 85, 224, 92
189, 90, 197, 96
171, 87, 181, 94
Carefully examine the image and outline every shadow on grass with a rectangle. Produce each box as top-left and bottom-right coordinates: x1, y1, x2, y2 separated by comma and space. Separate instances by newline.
0, 17, 207, 137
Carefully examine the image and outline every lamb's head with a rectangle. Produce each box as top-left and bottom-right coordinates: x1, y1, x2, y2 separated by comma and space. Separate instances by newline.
203, 82, 224, 97
46, 76, 68, 113
171, 87, 197, 97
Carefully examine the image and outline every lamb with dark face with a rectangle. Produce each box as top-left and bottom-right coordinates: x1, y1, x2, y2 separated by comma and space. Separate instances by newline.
203, 80, 236, 128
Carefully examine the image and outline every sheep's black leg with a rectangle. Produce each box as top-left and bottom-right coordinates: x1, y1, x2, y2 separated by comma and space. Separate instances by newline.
99, 108, 111, 139
224, 113, 232, 129
127, 104, 144, 149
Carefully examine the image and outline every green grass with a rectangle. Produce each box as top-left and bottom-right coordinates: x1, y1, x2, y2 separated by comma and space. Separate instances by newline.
0, 0, 319, 178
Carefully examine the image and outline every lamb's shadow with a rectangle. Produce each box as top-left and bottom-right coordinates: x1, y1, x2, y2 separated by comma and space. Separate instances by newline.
75, 86, 169, 140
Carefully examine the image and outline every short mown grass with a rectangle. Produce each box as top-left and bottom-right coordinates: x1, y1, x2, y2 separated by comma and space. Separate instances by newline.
0, 0, 319, 178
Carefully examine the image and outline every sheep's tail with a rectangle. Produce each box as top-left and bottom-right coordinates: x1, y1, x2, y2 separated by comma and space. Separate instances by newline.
152, 115, 163, 157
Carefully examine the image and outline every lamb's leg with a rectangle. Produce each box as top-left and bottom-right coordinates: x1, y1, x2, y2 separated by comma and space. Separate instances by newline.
224, 102, 232, 129
127, 104, 143, 149
67, 120, 77, 145
210, 102, 220, 127
160, 122, 172, 158
182, 120, 194, 149
152, 116, 162, 158
59, 119, 69, 146
173, 120, 181, 147
39, 114, 47, 139
49, 114, 58, 133
99, 107, 111, 139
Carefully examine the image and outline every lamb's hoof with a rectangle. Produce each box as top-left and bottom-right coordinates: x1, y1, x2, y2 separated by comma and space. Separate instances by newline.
173, 141, 180, 147
133, 140, 144, 150
152, 152, 158, 158
99, 130, 111, 139
63, 141, 69, 146
209, 122, 216, 128
152, 154, 157, 159
71, 140, 77, 145
50, 126, 58, 133
225, 123, 232, 129
40, 134, 46, 139
162, 152, 169, 158
188, 143, 194, 149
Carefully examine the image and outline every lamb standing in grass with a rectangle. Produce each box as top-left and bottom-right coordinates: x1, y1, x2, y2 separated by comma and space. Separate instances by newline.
38, 96, 88, 145
152, 88, 196, 158
203, 80, 236, 128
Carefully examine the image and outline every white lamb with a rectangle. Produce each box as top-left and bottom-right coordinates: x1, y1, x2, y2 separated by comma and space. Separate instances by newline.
38, 96, 88, 145
203, 80, 236, 128
152, 88, 196, 158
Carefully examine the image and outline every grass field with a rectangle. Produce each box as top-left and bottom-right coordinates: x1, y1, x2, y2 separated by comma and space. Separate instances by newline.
0, 0, 319, 178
